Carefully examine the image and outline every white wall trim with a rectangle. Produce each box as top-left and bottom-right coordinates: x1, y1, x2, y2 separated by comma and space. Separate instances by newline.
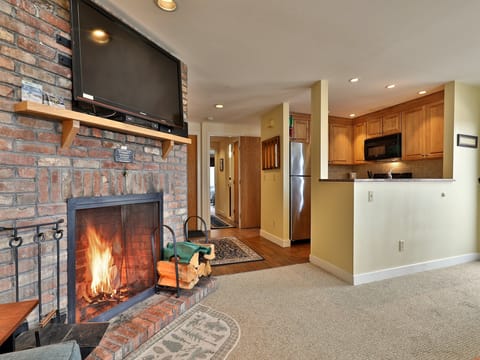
309, 255, 354, 284
259, 229, 290, 248
353, 253, 480, 285
310, 253, 480, 285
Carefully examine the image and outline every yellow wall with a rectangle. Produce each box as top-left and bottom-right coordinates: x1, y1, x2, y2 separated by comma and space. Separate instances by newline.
260, 103, 290, 246
310, 80, 356, 274
449, 82, 480, 251
311, 182, 354, 274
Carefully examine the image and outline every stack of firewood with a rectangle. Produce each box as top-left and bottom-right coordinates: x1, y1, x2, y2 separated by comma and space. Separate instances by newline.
157, 244, 215, 289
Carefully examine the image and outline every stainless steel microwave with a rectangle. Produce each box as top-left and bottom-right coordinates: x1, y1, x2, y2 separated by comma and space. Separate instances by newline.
364, 133, 401, 161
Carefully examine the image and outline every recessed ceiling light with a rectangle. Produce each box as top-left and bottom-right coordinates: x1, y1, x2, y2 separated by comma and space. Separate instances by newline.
349, 78, 359, 83
90, 29, 110, 44
207, 116, 214, 121
385, 84, 396, 89
155, 0, 177, 12
418, 90, 427, 95
215, 104, 224, 109
349, 113, 356, 117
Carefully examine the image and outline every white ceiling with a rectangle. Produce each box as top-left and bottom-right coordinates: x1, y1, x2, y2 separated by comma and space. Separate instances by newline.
98, 0, 480, 125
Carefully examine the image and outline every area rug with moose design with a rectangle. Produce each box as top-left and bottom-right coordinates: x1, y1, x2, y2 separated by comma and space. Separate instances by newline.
125, 304, 240, 360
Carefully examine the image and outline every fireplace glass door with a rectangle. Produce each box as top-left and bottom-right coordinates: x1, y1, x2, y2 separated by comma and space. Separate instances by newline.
72, 198, 161, 323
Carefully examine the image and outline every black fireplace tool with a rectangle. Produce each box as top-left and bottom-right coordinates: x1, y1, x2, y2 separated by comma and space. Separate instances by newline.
153, 224, 181, 298
1, 220, 108, 359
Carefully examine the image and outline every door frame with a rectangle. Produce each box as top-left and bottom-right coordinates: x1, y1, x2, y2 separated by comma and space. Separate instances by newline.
199, 122, 260, 229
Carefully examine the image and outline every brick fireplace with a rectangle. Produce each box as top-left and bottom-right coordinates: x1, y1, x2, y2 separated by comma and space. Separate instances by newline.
0, 2, 220, 359
0, 0, 190, 328
67, 193, 163, 323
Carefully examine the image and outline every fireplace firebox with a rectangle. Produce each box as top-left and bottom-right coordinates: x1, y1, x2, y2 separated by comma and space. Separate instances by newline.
67, 193, 163, 323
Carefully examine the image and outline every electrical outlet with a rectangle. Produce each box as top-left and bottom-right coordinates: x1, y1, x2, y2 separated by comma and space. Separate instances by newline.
399, 240, 405, 252
368, 191, 374, 202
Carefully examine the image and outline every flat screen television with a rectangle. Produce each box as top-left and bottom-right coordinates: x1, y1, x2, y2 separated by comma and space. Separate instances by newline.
70, 0, 184, 129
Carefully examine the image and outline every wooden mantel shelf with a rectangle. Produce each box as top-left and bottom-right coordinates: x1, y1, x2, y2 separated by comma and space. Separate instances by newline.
14, 101, 191, 159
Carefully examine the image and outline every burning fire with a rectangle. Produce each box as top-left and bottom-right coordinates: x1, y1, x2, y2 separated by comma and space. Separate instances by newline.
86, 226, 117, 297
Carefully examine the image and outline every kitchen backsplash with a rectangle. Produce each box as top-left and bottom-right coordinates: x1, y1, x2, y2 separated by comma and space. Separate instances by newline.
329, 159, 443, 179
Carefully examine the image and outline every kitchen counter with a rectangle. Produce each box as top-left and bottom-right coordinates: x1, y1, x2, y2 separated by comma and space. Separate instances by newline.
318, 178, 455, 182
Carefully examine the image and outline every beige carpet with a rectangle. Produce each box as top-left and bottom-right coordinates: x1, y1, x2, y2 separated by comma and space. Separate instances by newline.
201, 262, 480, 360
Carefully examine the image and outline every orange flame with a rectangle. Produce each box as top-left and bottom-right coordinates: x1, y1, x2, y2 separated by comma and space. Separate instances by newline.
86, 226, 115, 297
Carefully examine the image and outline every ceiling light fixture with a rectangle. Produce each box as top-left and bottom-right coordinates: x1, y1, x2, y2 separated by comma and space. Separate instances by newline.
349, 113, 356, 117
418, 90, 427, 95
155, 0, 177, 12
215, 104, 224, 109
385, 84, 396, 89
90, 29, 110, 44
349, 78, 359, 83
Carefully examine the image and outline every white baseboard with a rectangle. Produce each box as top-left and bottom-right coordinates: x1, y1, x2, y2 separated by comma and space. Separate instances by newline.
309, 255, 354, 284
259, 229, 290, 248
353, 253, 480, 285
310, 252, 480, 286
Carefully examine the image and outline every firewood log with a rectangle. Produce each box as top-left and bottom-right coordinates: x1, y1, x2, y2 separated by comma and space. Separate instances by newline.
157, 275, 198, 290
202, 244, 215, 260
157, 261, 198, 283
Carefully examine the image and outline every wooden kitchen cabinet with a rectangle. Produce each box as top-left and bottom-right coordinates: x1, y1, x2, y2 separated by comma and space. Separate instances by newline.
382, 112, 402, 134
366, 116, 382, 138
402, 102, 443, 160
402, 106, 425, 160
353, 121, 367, 163
366, 113, 401, 138
290, 113, 310, 143
329, 118, 353, 164
424, 101, 444, 158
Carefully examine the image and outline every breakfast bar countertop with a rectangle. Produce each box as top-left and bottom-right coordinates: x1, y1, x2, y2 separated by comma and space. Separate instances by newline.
318, 178, 455, 183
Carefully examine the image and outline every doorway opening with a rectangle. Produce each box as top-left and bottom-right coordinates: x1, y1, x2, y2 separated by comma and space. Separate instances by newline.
207, 136, 261, 229
209, 138, 236, 229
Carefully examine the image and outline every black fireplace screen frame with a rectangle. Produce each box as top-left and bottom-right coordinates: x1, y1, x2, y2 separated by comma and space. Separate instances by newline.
66, 192, 163, 323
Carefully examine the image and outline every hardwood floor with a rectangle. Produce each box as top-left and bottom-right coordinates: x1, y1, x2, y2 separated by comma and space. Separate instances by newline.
207, 227, 310, 276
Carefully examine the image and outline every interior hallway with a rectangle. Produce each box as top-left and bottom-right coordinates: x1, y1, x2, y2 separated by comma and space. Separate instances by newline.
209, 227, 310, 276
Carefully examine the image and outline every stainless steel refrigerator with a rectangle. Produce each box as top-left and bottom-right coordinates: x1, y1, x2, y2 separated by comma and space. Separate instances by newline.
289, 142, 311, 241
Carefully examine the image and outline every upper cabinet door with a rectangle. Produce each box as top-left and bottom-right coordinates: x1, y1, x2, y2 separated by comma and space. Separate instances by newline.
402, 106, 426, 161
353, 121, 367, 164
382, 112, 401, 135
366, 116, 382, 138
424, 101, 444, 158
290, 114, 310, 143
329, 122, 353, 164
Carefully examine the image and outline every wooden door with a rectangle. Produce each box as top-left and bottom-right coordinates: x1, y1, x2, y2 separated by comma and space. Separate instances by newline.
425, 101, 444, 158
233, 141, 239, 226
353, 121, 367, 164
239, 136, 261, 228
402, 106, 425, 160
187, 135, 197, 231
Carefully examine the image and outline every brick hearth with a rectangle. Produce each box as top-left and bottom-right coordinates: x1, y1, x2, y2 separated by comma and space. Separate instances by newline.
87, 277, 217, 360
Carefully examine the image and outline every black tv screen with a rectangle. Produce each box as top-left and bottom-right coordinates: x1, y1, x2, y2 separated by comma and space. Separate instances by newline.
70, 0, 184, 128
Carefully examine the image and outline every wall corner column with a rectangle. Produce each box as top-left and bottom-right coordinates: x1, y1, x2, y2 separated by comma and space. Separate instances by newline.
311, 81, 329, 180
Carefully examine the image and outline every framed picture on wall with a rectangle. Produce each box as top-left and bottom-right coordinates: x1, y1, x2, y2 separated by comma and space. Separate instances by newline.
457, 134, 478, 148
